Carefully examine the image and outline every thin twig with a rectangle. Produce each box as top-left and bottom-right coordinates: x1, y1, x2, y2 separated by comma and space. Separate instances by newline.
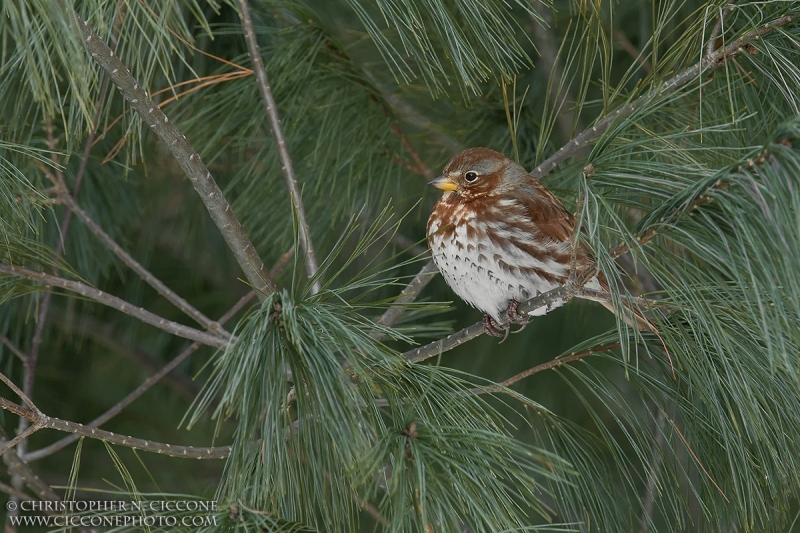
0, 334, 27, 363
405, 281, 596, 363
0, 428, 61, 502
480, 342, 621, 394
604, 22, 653, 73
529, 13, 799, 180
238, 0, 320, 295
707, 5, 735, 56
0, 425, 41, 458
70, 9, 276, 298
391, 123, 435, 179
371, 259, 438, 341
57, 191, 229, 337
0, 370, 44, 460
0, 480, 33, 502
353, 491, 389, 527
610, 179, 730, 260
0, 373, 39, 414
0, 264, 228, 349
0, 397, 230, 460
362, 72, 463, 155
661, 409, 729, 502
24, 250, 291, 462
577, 288, 673, 310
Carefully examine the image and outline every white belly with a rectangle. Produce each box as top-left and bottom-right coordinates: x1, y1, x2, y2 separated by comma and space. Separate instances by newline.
429, 222, 575, 322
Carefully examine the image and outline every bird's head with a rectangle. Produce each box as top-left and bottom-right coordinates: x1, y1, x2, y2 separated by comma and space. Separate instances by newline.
429, 147, 528, 200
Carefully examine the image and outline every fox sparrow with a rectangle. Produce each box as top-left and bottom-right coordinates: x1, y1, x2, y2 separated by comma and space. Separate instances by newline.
427, 147, 655, 337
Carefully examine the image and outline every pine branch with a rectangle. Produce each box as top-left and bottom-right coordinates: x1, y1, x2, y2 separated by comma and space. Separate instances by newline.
529, 12, 799, 180
67, 7, 277, 299
483, 342, 621, 393
0, 335, 27, 363
0, 428, 60, 502
238, 0, 321, 295
7, 16, 124, 513
707, 5, 735, 56
404, 286, 570, 363
56, 189, 230, 337
610, 179, 730, 259
0, 394, 230, 460
0, 264, 228, 349
404, 13, 798, 366
23, 249, 293, 462
371, 259, 438, 340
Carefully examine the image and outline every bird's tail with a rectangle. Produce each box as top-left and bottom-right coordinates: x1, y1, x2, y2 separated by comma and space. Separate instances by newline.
582, 273, 659, 333
597, 299, 658, 333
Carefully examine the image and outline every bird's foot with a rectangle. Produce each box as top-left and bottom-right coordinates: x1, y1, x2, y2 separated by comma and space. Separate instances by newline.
505, 300, 530, 324
483, 314, 510, 342
505, 300, 530, 334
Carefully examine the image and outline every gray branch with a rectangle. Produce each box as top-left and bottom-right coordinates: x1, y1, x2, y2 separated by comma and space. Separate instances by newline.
0, 264, 229, 350
238, 0, 321, 294
404, 287, 570, 363
68, 8, 276, 298
22, 248, 297, 462
529, 12, 799, 180
0, 396, 230, 460
371, 259, 438, 341
59, 191, 229, 337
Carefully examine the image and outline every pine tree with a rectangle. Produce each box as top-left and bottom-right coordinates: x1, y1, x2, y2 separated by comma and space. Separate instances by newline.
1, 0, 800, 531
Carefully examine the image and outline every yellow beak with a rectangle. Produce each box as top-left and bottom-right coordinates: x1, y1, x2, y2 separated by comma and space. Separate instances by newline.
429, 175, 458, 191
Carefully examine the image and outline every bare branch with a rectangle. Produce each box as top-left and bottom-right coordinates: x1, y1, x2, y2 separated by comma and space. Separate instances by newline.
404, 285, 572, 363
0, 396, 230, 460
58, 191, 229, 337
23, 250, 291, 462
486, 342, 620, 393
0, 429, 60, 502
0, 334, 27, 363
0, 264, 228, 349
707, 5, 735, 56
0, 373, 38, 415
0, 480, 33, 502
371, 259, 438, 341
238, 0, 320, 294
69, 9, 276, 298
530, 13, 799, 180
0, 426, 41, 458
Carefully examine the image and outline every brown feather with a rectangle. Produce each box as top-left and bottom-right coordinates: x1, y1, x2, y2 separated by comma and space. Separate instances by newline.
428, 147, 659, 333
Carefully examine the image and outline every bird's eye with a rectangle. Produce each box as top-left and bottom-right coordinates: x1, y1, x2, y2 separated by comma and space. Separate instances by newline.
464, 171, 479, 183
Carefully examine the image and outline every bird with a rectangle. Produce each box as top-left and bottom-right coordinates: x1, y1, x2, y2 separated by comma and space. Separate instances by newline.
426, 147, 656, 337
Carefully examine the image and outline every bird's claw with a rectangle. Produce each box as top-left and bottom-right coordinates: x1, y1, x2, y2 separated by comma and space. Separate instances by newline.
505, 300, 530, 325
483, 314, 510, 342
